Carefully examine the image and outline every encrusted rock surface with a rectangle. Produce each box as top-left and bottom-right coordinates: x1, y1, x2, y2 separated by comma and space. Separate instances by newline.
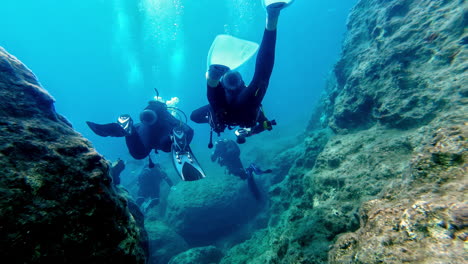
327, 0, 466, 133
0, 47, 147, 263
168, 246, 223, 264
165, 173, 260, 245
220, 130, 332, 264
329, 125, 467, 263
219, 0, 467, 263
145, 220, 189, 264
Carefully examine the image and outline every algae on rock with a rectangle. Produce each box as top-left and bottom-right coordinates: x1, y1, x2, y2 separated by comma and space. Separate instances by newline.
0, 47, 148, 263
219, 0, 467, 263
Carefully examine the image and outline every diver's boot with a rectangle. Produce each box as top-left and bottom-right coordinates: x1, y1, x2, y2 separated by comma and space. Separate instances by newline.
147, 198, 160, 210
171, 127, 192, 164
86, 114, 134, 137
117, 114, 133, 136
266, 2, 287, 17
266, 2, 291, 30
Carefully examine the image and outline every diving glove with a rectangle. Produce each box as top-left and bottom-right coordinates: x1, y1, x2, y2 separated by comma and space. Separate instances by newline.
208, 64, 230, 81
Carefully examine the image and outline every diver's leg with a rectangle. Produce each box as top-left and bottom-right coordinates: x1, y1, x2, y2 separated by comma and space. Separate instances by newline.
226, 158, 248, 180
171, 123, 194, 152
242, 29, 277, 107
185, 125, 194, 144
266, 2, 288, 31
159, 136, 173, 153
242, 3, 290, 106
190, 104, 212, 124
125, 124, 151, 159
109, 159, 125, 185
86, 114, 134, 137
247, 173, 261, 200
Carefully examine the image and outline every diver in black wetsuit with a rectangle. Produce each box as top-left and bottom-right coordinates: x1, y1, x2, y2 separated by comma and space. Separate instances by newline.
211, 139, 272, 200
109, 158, 125, 185
87, 100, 193, 158
191, 3, 290, 145
86, 99, 204, 181
135, 163, 173, 213
211, 139, 248, 179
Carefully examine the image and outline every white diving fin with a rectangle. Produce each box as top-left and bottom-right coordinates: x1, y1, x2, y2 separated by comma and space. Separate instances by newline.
171, 128, 206, 181
207, 34, 259, 70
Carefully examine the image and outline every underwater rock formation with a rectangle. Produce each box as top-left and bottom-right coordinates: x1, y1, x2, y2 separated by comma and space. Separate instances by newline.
328, 0, 466, 133
168, 246, 223, 264
145, 220, 189, 264
0, 47, 147, 263
329, 125, 467, 263
220, 0, 467, 263
165, 174, 260, 245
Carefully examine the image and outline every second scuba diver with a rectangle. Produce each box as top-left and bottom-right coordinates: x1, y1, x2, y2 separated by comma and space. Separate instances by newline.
86, 94, 206, 181
136, 163, 174, 213
191, 2, 293, 146
211, 139, 272, 200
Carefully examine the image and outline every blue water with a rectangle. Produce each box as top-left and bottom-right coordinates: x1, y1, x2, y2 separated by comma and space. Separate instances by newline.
0, 0, 356, 165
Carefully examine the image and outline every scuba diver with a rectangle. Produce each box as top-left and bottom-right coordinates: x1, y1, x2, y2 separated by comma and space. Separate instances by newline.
135, 163, 173, 213
211, 139, 272, 200
109, 158, 125, 185
86, 92, 206, 181
191, 1, 293, 146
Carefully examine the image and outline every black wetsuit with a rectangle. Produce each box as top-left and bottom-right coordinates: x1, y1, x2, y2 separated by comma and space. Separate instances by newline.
126, 101, 194, 159
137, 164, 173, 200
191, 29, 277, 131
211, 139, 272, 200
109, 159, 125, 185
211, 139, 248, 179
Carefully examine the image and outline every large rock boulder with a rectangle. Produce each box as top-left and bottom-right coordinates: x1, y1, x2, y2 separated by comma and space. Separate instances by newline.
145, 220, 189, 264
0, 47, 147, 263
165, 173, 260, 245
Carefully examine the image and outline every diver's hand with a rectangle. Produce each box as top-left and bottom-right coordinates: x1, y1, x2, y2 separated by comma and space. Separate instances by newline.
207, 64, 230, 81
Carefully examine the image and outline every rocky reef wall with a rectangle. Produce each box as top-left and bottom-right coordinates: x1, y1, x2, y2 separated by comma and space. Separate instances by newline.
0, 47, 148, 263
220, 0, 467, 263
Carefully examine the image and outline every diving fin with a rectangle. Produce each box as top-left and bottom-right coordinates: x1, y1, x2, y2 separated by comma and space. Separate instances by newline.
86, 121, 128, 137
247, 174, 261, 201
141, 198, 159, 213
171, 128, 206, 181
86, 114, 133, 137
207, 35, 259, 71
262, 0, 295, 9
